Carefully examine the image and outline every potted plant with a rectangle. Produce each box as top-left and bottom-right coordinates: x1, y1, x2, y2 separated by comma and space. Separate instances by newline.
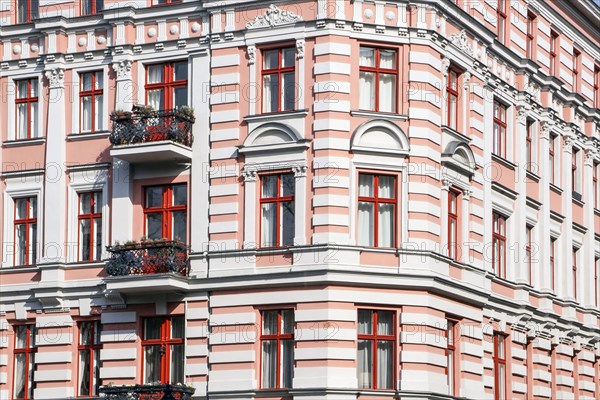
176, 105, 195, 122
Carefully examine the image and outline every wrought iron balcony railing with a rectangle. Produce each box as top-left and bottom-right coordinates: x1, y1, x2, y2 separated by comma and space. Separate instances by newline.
105, 240, 190, 277
109, 108, 195, 147
99, 383, 195, 400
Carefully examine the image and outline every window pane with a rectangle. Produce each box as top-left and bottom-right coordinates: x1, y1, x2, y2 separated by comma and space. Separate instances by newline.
17, 81, 28, 98
377, 311, 393, 335
281, 201, 295, 246
498, 364, 506, 399
261, 176, 277, 198
15, 198, 27, 219
377, 340, 393, 389
172, 211, 187, 242
30, 80, 38, 97
173, 185, 187, 205
94, 218, 102, 261
146, 187, 164, 208
80, 322, 92, 345
378, 204, 394, 247
171, 317, 184, 338
148, 65, 164, 83
282, 48, 295, 68
359, 174, 374, 197
81, 73, 93, 91
173, 87, 187, 108
281, 174, 295, 196
358, 310, 373, 334
80, 193, 92, 214
379, 74, 396, 113
80, 219, 91, 261
15, 326, 27, 348
262, 310, 278, 335
261, 203, 276, 247
358, 202, 374, 247
93, 349, 100, 394
148, 89, 164, 111
170, 344, 184, 383
281, 310, 294, 334
261, 340, 277, 388
359, 47, 375, 67
263, 50, 279, 70
16, 224, 27, 265
14, 353, 26, 399
146, 213, 162, 240
378, 176, 395, 199
17, 103, 28, 139
357, 339, 373, 388
79, 350, 90, 395
81, 96, 92, 131
359, 71, 376, 110
174, 62, 188, 81
282, 72, 295, 111
30, 223, 37, 264
95, 95, 103, 131
448, 95, 457, 129
379, 49, 396, 69
144, 318, 162, 340
144, 345, 161, 383
31, 102, 38, 138
263, 74, 278, 113
280, 339, 294, 388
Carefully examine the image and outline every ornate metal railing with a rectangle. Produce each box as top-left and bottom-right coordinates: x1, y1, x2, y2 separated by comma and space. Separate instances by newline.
105, 240, 190, 277
109, 108, 195, 147
99, 384, 195, 400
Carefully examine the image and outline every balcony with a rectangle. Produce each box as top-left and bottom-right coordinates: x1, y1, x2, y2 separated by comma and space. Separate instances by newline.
109, 106, 195, 164
104, 240, 190, 294
99, 383, 195, 400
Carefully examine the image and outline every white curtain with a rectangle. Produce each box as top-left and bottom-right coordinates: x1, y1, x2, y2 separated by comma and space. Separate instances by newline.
358, 175, 374, 246
263, 74, 277, 113
378, 74, 396, 113
81, 96, 92, 132
144, 346, 160, 383
14, 354, 25, 399
79, 350, 90, 394
95, 94, 103, 131
282, 72, 295, 111
261, 340, 276, 388
16, 225, 26, 265
170, 344, 184, 383
359, 72, 375, 110
17, 104, 28, 139
447, 350, 454, 394
80, 219, 91, 261
261, 203, 276, 247
94, 218, 102, 261
31, 102, 38, 138
357, 340, 372, 388
280, 340, 293, 388
378, 205, 394, 247
377, 341, 393, 389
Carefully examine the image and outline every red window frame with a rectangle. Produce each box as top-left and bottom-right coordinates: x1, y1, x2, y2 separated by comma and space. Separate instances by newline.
358, 46, 399, 113
358, 173, 398, 248
573, 49, 581, 91
145, 62, 188, 110
79, 71, 103, 132
143, 184, 187, 241
13, 197, 37, 267
493, 100, 507, 158
550, 31, 558, 76
447, 69, 459, 130
13, 325, 36, 400
152, 0, 182, 5
526, 225, 533, 284
492, 212, 506, 278
261, 47, 295, 113
78, 191, 102, 262
259, 309, 294, 389
573, 248, 578, 300
446, 319, 458, 396
17, 0, 38, 23
526, 120, 533, 171
141, 316, 184, 384
357, 309, 396, 390
77, 321, 101, 397
81, 0, 103, 15
594, 65, 600, 108
573, 148, 580, 194
496, 0, 506, 42
493, 333, 507, 400
550, 238, 556, 291
259, 173, 295, 248
526, 12, 536, 58
550, 134, 556, 185
15, 79, 38, 139
448, 190, 459, 260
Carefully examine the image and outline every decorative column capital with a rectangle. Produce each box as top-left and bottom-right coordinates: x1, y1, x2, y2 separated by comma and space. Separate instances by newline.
441, 178, 451, 192
247, 45, 256, 65
242, 167, 257, 182
441, 57, 450, 77
296, 39, 305, 59
540, 121, 553, 140
584, 145, 598, 167
516, 105, 528, 125
462, 188, 472, 201
44, 67, 64, 89
292, 165, 307, 177
111, 59, 132, 81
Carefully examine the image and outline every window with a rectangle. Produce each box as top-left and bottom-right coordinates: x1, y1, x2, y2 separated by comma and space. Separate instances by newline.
493, 333, 506, 400
594, 65, 600, 108
526, 120, 534, 171
142, 316, 184, 384
573, 248, 578, 300
260, 173, 295, 247
595, 257, 599, 307
81, 0, 103, 15
144, 184, 187, 242
357, 309, 395, 389
77, 321, 101, 397
13, 325, 35, 400
15, 79, 38, 140
492, 213, 506, 278
262, 47, 295, 113
80, 71, 103, 132
573, 49, 581, 91
550, 238, 556, 291
594, 162, 599, 209
14, 197, 37, 267
448, 190, 459, 260
526, 12, 536, 58
496, 0, 506, 43
78, 192, 102, 262
359, 47, 398, 113
17, 0, 38, 23
260, 310, 294, 389
358, 173, 397, 248
152, 0, 182, 4
447, 69, 459, 130
525, 225, 533, 284
550, 134, 557, 185
446, 320, 458, 396
493, 100, 507, 158
146, 62, 188, 110
550, 31, 558, 76
573, 148, 581, 195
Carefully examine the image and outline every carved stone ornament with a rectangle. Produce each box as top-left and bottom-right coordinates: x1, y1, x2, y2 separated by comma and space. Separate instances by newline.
296, 39, 305, 59
292, 165, 307, 177
540, 121, 552, 140
584, 146, 597, 167
242, 167, 257, 182
448, 29, 473, 56
112, 59, 132, 81
247, 45, 256, 65
246, 4, 302, 29
45, 68, 65, 89
516, 106, 528, 125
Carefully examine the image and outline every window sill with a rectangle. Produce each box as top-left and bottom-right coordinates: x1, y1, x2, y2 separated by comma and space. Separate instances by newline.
350, 110, 408, 120
441, 125, 471, 143
491, 154, 516, 170
3, 137, 46, 147
572, 196, 584, 206
594, 208, 600, 216
550, 183, 563, 194
245, 109, 309, 122
0, 264, 38, 272
525, 170, 540, 182
67, 131, 110, 141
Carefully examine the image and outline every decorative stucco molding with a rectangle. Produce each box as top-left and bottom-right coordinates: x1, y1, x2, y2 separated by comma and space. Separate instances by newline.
246, 4, 302, 29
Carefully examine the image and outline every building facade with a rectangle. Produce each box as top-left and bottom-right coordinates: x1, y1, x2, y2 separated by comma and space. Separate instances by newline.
0, 0, 600, 399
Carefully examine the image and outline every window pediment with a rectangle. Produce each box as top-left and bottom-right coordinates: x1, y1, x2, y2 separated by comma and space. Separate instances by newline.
351, 119, 409, 156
